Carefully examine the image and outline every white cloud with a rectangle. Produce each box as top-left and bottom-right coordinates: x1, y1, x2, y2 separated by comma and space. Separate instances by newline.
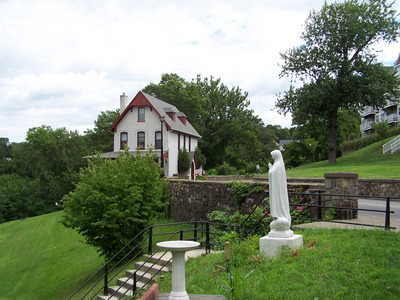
0, 0, 399, 142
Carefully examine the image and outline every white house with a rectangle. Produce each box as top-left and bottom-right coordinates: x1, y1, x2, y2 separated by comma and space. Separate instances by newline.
360, 54, 400, 137
103, 91, 201, 179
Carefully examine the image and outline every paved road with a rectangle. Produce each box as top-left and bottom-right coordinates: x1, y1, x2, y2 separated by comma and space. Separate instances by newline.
294, 198, 400, 232
359, 198, 400, 220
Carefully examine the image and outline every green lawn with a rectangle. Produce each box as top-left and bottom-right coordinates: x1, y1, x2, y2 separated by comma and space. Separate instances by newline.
0, 212, 199, 300
0, 211, 104, 300
3, 212, 400, 300
276, 138, 400, 178
157, 229, 400, 300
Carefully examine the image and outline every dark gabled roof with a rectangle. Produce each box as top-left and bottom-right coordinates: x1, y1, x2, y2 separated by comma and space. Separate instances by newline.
110, 91, 201, 138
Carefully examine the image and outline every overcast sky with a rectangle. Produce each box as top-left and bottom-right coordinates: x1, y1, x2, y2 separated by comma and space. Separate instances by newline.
1, 0, 399, 143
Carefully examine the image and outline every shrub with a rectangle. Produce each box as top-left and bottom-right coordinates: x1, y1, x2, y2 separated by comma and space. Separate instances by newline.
61, 150, 166, 259
178, 148, 190, 175
207, 203, 312, 248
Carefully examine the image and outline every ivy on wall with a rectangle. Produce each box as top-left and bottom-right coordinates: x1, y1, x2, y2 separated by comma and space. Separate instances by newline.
225, 181, 266, 209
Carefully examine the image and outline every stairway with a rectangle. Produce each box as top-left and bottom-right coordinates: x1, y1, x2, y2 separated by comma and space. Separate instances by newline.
97, 249, 206, 300
97, 252, 170, 300
383, 135, 400, 154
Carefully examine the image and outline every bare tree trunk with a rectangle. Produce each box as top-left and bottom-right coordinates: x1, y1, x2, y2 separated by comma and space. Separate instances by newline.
328, 109, 338, 164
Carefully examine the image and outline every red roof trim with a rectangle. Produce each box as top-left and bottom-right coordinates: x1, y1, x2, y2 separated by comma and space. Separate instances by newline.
110, 91, 168, 132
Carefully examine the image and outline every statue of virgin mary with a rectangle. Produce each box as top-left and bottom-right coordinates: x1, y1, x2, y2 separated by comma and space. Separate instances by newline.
268, 150, 293, 238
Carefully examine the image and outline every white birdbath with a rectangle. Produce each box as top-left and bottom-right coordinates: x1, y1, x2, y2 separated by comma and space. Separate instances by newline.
156, 240, 200, 300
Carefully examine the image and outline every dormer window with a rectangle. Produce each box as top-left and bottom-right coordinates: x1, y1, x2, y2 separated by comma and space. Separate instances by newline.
178, 115, 186, 125
166, 111, 175, 121
138, 107, 145, 121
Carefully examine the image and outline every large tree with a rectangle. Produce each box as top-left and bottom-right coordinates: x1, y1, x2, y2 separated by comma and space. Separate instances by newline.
84, 109, 120, 153
277, 0, 400, 164
12, 126, 87, 214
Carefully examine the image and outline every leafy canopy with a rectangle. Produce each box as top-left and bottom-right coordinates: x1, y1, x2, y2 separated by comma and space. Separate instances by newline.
85, 109, 120, 153
61, 150, 165, 259
277, 0, 400, 164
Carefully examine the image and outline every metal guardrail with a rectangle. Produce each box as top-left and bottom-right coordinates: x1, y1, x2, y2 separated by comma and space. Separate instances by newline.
287, 191, 396, 231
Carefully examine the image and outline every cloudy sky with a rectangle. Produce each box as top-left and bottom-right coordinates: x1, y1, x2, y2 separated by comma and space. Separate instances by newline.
1, 0, 399, 143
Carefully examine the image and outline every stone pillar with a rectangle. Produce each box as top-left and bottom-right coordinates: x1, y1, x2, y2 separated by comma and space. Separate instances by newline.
324, 172, 359, 219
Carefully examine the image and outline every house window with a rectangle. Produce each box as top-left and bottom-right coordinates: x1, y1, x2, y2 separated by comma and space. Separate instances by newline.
138, 132, 145, 149
155, 131, 162, 149
178, 134, 180, 150
189, 137, 191, 151
120, 132, 128, 150
138, 107, 145, 121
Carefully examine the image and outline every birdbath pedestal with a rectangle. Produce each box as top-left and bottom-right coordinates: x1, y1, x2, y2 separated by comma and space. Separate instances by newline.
157, 241, 200, 300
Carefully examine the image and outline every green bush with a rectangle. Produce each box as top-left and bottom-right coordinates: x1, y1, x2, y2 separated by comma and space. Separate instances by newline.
178, 148, 190, 175
61, 150, 166, 259
207, 206, 272, 246
207, 203, 312, 248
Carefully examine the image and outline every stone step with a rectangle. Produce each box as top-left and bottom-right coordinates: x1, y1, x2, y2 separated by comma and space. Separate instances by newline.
133, 261, 170, 275
97, 295, 120, 300
97, 249, 209, 300
117, 276, 147, 290
143, 252, 172, 266
107, 285, 134, 298
125, 269, 155, 284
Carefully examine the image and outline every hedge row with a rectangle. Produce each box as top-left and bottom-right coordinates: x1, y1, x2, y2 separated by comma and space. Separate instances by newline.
340, 126, 400, 154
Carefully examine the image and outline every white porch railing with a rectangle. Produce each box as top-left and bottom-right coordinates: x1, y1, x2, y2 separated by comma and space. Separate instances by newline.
383, 135, 400, 154
391, 137, 400, 154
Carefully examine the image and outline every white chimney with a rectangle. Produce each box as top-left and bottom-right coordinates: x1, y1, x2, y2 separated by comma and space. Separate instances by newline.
120, 92, 128, 114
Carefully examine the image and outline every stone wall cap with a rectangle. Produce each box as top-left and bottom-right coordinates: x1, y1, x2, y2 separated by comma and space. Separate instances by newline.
324, 172, 359, 178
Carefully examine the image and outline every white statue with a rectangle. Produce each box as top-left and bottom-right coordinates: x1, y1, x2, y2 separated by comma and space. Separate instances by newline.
268, 150, 293, 238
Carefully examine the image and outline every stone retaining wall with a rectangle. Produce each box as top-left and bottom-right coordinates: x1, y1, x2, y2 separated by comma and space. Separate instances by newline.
169, 180, 317, 222
169, 175, 399, 222
358, 178, 400, 199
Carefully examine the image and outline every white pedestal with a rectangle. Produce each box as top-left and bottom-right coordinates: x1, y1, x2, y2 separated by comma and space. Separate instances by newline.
259, 234, 303, 257
157, 241, 200, 300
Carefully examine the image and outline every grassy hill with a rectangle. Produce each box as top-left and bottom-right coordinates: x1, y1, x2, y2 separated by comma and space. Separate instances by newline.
284, 138, 400, 178
0, 211, 103, 300
2, 199, 400, 300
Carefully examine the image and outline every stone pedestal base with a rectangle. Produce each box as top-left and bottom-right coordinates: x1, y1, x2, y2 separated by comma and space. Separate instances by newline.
168, 291, 190, 300
259, 234, 303, 257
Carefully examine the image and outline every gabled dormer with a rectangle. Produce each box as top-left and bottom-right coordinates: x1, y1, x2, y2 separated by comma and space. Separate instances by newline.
164, 108, 175, 121
177, 112, 186, 125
